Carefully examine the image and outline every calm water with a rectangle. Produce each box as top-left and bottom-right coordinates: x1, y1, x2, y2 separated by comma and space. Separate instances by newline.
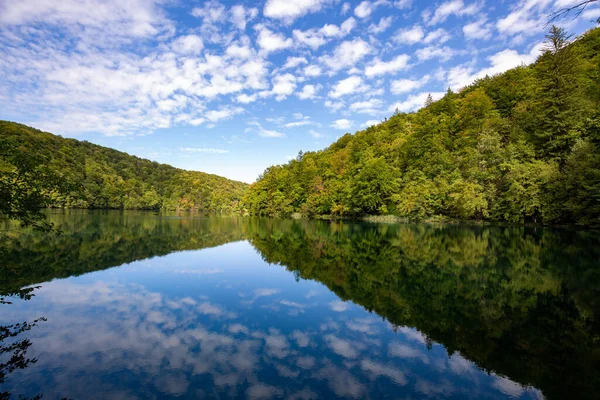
1, 211, 599, 400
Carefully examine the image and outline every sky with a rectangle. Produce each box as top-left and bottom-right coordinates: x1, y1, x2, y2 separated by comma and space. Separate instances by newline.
1, 0, 599, 183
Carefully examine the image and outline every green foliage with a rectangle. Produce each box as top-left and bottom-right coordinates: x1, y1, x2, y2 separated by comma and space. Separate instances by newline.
0, 122, 248, 221
244, 27, 600, 226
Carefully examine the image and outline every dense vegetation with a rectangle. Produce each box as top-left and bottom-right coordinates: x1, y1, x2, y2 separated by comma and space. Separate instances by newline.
244, 27, 600, 226
0, 121, 247, 219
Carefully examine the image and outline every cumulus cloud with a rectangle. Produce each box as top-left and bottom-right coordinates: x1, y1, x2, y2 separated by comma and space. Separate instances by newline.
416, 46, 456, 62
283, 56, 308, 70
0, 0, 172, 37
463, 19, 492, 40
365, 54, 410, 77
329, 75, 370, 98
355, 1, 374, 18
447, 43, 543, 90
297, 84, 322, 100
0, 0, 594, 142
293, 17, 356, 49
180, 147, 229, 154
388, 91, 445, 113
320, 38, 372, 71
330, 119, 353, 130
426, 0, 479, 25
256, 26, 293, 53
264, 0, 335, 23
369, 16, 394, 34
391, 75, 430, 94
350, 98, 384, 115
230, 4, 258, 30
395, 25, 425, 44
271, 73, 297, 100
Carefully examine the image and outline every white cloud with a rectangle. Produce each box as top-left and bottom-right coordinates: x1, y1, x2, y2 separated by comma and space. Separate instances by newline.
463, 19, 492, 40
391, 75, 430, 94
350, 98, 384, 114
388, 91, 445, 113
191, 1, 226, 23
264, 0, 334, 23
369, 16, 394, 34
330, 119, 353, 130
304, 64, 322, 77
582, 7, 600, 20
329, 76, 370, 98
271, 73, 297, 101
259, 127, 285, 137
394, 0, 413, 9
0, 0, 172, 37
285, 120, 314, 128
396, 25, 425, 44
427, 0, 479, 25
180, 147, 229, 154
283, 56, 308, 69
447, 43, 543, 90
297, 84, 321, 100
320, 38, 372, 71
365, 54, 410, 77
423, 28, 451, 44
171, 35, 204, 55
256, 26, 293, 53
416, 46, 455, 61
230, 5, 258, 30
236, 93, 258, 104
355, 1, 374, 18
362, 119, 380, 127
205, 107, 244, 122
325, 100, 345, 112
496, 0, 554, 37
293, 17, 356, 49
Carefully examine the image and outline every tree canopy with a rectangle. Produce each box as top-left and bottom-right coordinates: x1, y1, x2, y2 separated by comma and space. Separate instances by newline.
0, 121, 248, 222
244, 27, 600, 226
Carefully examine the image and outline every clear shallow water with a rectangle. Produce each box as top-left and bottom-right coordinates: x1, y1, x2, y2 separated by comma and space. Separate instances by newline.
1, 211, 599, 399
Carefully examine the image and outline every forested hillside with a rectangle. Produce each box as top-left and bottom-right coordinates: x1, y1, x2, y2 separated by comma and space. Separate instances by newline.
0, 121, 247, 213
244, 27, 600, 226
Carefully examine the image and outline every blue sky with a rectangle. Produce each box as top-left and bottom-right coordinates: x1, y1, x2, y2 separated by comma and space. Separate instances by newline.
1, 0, 598, 183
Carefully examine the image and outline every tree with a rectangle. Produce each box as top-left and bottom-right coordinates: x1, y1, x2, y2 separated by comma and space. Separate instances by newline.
348, 156, 396, 214
532, 26, 580, 161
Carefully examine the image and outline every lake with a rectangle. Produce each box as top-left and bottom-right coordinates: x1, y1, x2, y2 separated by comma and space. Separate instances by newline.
1, 211, 599, 399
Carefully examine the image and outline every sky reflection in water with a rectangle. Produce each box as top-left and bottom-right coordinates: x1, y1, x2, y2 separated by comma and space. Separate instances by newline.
3, 238, 542, 399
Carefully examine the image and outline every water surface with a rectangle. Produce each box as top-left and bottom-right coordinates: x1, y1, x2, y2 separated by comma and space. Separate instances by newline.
1, 211, 599, 399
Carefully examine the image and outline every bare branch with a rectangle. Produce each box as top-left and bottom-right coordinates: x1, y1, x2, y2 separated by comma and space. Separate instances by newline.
546, 0, 598, 27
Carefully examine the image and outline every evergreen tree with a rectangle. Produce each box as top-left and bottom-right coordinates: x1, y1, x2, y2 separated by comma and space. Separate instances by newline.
533, 26, 580, 161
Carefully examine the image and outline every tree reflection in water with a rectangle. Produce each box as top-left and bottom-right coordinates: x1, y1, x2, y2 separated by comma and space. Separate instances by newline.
1, 287, 45, 400
0, 211, 598, 399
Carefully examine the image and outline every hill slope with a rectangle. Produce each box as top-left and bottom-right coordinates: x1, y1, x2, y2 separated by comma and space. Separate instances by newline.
0, 121, 247, 212
244, 26, 600, 226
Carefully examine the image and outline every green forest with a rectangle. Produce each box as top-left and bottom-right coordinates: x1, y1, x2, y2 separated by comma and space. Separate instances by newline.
0, 121, 247, 220
244, 27, 600, 226
2, 26, 600, 227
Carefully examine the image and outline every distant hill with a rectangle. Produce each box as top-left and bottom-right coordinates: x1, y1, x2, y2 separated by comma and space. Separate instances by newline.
244, 26, 600, 226
0, 121, 247, 212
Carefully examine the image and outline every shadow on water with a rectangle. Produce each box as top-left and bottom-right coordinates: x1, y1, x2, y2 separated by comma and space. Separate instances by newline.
1, 210, 599, 399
